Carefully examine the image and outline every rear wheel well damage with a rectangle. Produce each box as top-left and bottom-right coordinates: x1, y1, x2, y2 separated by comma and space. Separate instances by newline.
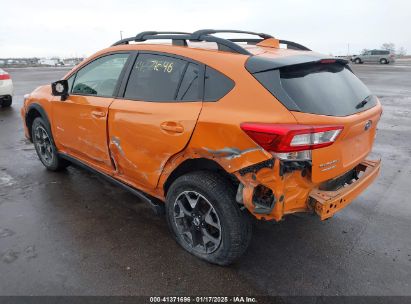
163, 158, 239, 195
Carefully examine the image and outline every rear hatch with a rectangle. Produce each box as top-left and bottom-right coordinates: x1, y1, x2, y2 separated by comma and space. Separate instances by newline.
246, 53, 382, 183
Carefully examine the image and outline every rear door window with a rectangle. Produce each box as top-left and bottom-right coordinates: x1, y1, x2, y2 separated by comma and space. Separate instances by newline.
124, 54, 188, 101
252, 62, 376, 116
204, 67, 234, 101
176, 63, 201, 101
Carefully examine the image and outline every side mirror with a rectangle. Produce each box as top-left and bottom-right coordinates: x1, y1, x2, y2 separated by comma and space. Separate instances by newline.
51, 80, 69, 101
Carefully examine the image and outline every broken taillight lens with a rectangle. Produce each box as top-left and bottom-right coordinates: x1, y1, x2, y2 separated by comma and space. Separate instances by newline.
240, 123, 343, 160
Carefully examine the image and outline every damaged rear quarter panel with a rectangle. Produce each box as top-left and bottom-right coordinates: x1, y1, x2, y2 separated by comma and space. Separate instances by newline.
157, 63, 300, 217
177, 61, 299, 173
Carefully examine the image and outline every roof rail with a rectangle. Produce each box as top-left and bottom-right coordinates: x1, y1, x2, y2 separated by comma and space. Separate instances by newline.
190, 29, 273, 41
112, 32, 191, 46
111, 30, 310, 53
227, 38, 311, 51
134, 31, 191, 41
279, 40, 311, 51
112, 31, 253, 54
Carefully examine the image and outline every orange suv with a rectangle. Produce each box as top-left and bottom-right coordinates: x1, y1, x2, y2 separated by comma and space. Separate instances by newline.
21, 30, 382, 265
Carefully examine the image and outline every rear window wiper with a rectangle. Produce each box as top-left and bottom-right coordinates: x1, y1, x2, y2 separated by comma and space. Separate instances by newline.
356, 96, 371, 109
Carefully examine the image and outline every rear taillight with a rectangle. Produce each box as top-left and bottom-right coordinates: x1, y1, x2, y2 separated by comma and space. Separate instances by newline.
0, 72, 10, 80
240, 123, 343, 160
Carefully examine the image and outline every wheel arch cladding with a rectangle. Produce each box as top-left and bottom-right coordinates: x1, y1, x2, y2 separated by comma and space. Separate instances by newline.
26, 103, 51, 141
163, 158, 239, 195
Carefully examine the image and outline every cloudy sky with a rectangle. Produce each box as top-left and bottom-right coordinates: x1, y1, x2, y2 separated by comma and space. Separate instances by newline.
1, 0, 410, 58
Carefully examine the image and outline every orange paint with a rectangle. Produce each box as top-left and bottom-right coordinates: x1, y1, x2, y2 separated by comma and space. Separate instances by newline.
21, 40, 382, 222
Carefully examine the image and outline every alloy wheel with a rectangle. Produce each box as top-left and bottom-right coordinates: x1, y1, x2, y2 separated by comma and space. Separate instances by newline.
173, 190, 222, 254
34, 125, 54, 166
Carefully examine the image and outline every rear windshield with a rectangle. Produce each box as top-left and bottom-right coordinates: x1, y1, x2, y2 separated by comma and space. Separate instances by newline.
253, 62, 376, 116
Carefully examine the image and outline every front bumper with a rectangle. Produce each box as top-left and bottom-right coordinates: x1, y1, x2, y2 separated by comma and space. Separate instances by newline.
20, 106, 31, 139
309, 159, 381, 220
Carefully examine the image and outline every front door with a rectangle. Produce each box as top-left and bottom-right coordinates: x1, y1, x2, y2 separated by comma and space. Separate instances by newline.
52, 53, 130, 174
108, 52, 203, 189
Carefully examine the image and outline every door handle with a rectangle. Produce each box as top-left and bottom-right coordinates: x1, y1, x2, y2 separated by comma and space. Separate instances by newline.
160, 121, 184, 133
91, 110, 106, 118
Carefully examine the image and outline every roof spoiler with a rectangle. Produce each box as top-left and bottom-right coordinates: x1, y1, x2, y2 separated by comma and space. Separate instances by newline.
246, 54, 348, 74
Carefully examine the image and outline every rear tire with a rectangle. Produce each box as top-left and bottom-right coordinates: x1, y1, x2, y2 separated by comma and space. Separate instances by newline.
165, 171, 252, 266
380, 58, 388, 64
1, 95, 12, 107
31, 117, 70, 171
354, 58, 362, 64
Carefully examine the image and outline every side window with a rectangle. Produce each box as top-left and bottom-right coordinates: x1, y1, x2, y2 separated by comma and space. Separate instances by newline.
72, 53, 129, 97
176, 63, 201, 101
204, 66, 234, 101
124, 54, 187, 101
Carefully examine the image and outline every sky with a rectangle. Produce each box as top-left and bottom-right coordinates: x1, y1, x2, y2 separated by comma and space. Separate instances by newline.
1, 0, 410, 58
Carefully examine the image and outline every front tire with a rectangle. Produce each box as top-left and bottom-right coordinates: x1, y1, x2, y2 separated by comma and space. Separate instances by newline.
32, 117, 70, 171
354, 58, 362, 64
380, 58, 388, 64
166, 171, 252, 266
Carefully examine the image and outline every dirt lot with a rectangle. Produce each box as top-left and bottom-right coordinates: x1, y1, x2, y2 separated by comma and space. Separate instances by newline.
0, 64, 410, 296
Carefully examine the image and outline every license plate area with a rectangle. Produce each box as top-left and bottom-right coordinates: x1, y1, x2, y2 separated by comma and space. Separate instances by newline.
309, 160, 380, 220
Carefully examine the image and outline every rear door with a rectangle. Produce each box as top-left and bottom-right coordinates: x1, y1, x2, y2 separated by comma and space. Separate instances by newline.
52, 53, 130, 174
108, 52, 204, 189
370, 50, 380, 63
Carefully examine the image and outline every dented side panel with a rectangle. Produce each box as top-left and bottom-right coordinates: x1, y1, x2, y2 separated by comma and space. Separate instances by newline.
165, 60, 299, 172
107, 99, 203, 191
155, 62, 300, 208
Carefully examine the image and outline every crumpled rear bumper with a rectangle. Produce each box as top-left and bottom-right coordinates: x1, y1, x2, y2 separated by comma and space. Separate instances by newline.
309, 159, 381, 220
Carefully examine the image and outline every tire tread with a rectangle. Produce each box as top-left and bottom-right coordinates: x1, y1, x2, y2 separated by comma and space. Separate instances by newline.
166, 171, 252, 265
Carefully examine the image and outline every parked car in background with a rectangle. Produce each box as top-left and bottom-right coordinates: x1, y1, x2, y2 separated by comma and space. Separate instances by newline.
352, 50, 395, 64
39, 58, 65, 66
0, 68, 13, 107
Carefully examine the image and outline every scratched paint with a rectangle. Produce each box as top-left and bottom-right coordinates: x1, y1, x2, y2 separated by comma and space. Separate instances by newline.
203, 147, 263, 160
111, 136, 125, 156
110, 136, 139, 171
